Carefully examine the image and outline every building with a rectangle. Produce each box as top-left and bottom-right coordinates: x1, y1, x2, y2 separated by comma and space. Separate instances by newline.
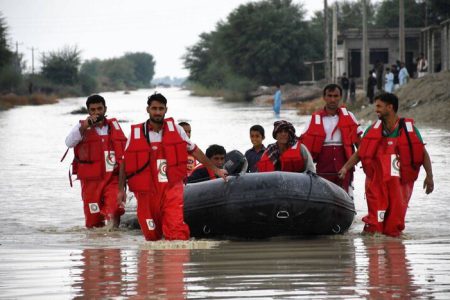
337, 28, 422, 78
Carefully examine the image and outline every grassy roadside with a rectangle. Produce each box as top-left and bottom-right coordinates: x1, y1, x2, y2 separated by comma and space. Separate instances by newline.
0, 93, 59, 111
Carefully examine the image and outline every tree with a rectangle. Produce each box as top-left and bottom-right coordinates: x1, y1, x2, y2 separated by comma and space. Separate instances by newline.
0, 14, 13, 70
374, 0, 425, 28
123, 52, 155, 85
41, 46, 81, 85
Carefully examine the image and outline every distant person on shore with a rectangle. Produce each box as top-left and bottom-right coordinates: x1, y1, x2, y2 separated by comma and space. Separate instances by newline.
179, 121, 197, 175
300, 83, 362, 194
399, 62, 410, 86
384, 67, 394, 93
338, 92, 434, 237
417, 53, 428, 78
375, 60, 384, 91
392, 64, 400, 91
258, 120, 315, 173
273, 84, 282, 115
367, 71, 377, 104
340, 72, 350, 103
187, 144, 226, 183
118, 93, 227, 241
245, 125, 266, 173
64, 94, 127, 230
349, 78, 356, 104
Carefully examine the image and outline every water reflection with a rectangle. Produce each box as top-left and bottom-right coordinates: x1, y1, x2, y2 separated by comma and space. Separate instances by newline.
72, 248, 189, 299
356, 237, 418, 299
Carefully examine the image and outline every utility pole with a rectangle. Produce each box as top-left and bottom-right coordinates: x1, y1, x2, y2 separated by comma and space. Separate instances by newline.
332, 2, 338, 83
31, 47, 35, 75
362, 0, 369, 93
324, 0, 330, 81
399, 0, 405, 63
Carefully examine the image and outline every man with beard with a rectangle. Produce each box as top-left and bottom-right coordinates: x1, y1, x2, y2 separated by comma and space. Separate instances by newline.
65, 94, 127, 229
338, 93, 434, 237
300, 84, 363, 194
118, 93, 227, 241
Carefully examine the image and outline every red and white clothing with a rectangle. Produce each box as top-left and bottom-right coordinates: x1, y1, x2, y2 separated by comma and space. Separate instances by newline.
65, 118, 127, 228
124, 118, 196, 241
257, 142, 315, 173
301, 107, 362, 192
359, 118, 424, 237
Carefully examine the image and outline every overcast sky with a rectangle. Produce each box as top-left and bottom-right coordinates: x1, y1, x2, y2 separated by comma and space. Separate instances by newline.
1, 0, 327, 78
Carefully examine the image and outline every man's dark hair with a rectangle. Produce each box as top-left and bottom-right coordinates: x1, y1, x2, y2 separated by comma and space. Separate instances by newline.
178, 121, 190, 127
250, 124, 265, 138
205, 144, 226, 159
147, 93, 167, 106
86, 94, 105, 109
375, 92, 399, 112
323, 83, 342, 97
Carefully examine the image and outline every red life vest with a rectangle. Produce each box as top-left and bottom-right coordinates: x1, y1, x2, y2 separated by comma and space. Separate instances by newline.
124, 118, 188, 193
73, 118, 127, 181
300, 107, 360, 161
191, 164, 216, 180
359, 118, 424, 183
257, 142, 305, 173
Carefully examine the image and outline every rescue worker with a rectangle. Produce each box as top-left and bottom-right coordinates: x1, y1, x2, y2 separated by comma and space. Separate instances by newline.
118, 93, 227, 241
300, 83, 363, 193
65, 94, 127, 229
338, 93, 434, 237
258, 120, 315, 173
187, 144, 226, 183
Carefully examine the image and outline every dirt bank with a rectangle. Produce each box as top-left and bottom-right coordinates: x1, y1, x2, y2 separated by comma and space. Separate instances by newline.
0, 93, 58, 111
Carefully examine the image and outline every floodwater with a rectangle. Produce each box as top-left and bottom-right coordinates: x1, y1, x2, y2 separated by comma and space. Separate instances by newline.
0, 87, 449, 299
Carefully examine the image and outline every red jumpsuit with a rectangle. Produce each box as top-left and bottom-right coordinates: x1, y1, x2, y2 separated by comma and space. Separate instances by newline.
73, 118, 127, 228
257, 142, 305, 172
301, 107, 361, 192
359, 118, 424, 237
124, 118, 191, 241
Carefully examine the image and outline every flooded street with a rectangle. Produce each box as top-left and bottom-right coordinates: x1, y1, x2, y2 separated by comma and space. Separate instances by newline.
0, 87, 449, 298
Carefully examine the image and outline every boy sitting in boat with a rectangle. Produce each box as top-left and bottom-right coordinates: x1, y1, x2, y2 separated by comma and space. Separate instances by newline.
187, 144, 226, 183
245, 124, 266, 173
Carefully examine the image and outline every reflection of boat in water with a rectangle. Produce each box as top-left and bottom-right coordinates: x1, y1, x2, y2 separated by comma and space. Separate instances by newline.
122, 150, 355, 239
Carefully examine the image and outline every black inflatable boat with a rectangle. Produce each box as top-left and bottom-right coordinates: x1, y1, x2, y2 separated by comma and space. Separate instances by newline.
122, 150, 356, 239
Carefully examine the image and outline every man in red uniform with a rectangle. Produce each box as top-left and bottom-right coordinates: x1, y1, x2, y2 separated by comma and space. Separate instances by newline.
338, 93, 434, 237
65, 95, 127, 229
118, 93, 227, 241
300, 83, 363, 193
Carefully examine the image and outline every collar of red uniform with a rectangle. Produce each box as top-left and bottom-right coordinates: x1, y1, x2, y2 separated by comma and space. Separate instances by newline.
320, 106, 342, 117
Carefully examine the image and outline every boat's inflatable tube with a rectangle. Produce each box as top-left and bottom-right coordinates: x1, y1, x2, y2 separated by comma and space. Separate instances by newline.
184, 171, 355, 239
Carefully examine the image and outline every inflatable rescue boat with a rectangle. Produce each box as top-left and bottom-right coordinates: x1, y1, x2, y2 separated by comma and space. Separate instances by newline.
122, 150, 356, 239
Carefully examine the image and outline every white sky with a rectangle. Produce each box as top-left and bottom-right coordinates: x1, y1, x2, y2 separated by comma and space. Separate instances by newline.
1, 0, 327, 78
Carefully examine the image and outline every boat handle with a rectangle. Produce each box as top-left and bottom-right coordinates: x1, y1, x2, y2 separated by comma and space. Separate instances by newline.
276, 211, 290, 219
332, 224, 341, 233
203, 225, 211, 234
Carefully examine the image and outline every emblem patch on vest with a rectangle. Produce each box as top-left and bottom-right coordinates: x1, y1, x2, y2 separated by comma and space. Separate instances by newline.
89, 203, 100, 214
377, 210, 385, 222
105, 151, 116, 172
390, 154, 400, 177
146, 219, 155, 230
157, 159, 168, 182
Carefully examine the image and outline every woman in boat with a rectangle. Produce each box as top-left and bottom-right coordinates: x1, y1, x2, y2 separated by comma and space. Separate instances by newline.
257, 120, 315, 173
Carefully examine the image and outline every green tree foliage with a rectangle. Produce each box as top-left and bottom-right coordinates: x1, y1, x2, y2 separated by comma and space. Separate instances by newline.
184, 0, 317, 90
123, 52, 155, 85
0, 14, 13, 70
374, 0, 426, 28
428, 0, 450, 24
41, 46, 81, 85
0, 13, 23, 92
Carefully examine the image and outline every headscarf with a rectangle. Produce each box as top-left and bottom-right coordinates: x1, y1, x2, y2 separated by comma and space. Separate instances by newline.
266, 120, 298, 165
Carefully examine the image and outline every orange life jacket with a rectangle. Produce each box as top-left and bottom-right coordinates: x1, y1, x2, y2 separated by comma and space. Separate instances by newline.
73, 118, 127, 181
300, 107, 360, 161
124, 118, 188, 192
257, 142, 305, 173
359, 118, 424, 183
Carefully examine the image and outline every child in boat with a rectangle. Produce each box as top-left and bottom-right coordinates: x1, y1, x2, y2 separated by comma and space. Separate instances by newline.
187, 144, 226, 183
245, 125, 266, 172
